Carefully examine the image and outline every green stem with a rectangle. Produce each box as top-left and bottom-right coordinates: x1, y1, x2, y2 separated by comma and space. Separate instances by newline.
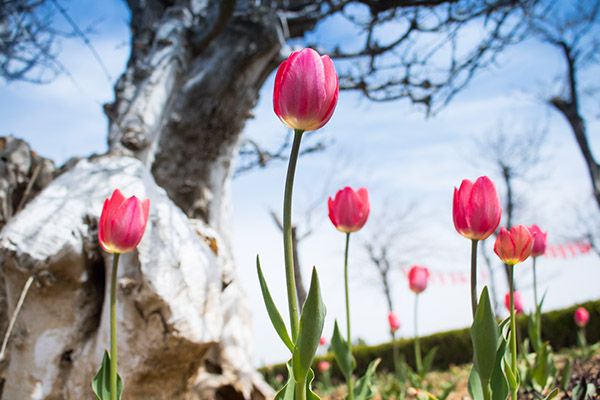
470, 239, 479, 318
295, 377, 306, 399
414, 293, 423, 374
343, 232, 354, 400
509, 265, 518, 400
110, 253, 120, 400
392, 330, 400, 377
532, 257, 538, 309
283, 129, 303, 342
533, 257, 541, 340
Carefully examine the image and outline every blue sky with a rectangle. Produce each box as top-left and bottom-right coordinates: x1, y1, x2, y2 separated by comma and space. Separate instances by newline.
1, 1, 599, 366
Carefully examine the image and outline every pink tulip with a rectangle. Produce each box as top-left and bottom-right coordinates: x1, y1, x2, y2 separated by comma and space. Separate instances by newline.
388, 312, 401, 333
408, 265, 430, 294
529, 224, 548, 257
328, 187, 370, 233
453, 176, 502, 241
319, 336, 328, 346
574, 307, 590, 328
493, 225, 533, 266
317, 360, 331, 373
273, 48, 339, 132
98, 189, 150, 254
504, 291, 524, 314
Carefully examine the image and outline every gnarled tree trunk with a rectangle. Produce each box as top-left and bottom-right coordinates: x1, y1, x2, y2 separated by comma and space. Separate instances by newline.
0, 1, 290, 398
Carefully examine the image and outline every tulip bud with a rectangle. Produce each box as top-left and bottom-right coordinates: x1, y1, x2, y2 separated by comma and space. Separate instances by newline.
98, 189, 150, 254
453, 176, 502, 241
273, 48, 339, 132
388, 312, 401, 333
528, 224, 548, 257
574, 307, 590, 328
328, 187, 370, 233
493, 225, 534, 266
504, 291, 524, 314
319, 336, 328, 346
408, 265, 430, 294
317, 360, 331, 373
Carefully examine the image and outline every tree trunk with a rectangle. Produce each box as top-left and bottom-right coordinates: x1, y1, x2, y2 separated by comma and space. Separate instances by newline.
0, 1, 286, 398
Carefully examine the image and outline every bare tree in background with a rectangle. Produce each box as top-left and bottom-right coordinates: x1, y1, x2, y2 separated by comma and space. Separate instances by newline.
526, 0, 600, 211
0, 0, 547, 398
471, 122, 546, 312
362, 201, 424, 331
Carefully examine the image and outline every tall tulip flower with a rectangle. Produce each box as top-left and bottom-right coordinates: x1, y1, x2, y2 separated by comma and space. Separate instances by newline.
388, 311, 401, 379
408, 265, 429, 375
94, 189, 149, 400
388, 312, 401, 333
328, 186, 369, 399
99, 189, 150, 254
453, 176, 501, 317
504, 291, 524, 314
408, 265, 429, 294
273, 48, 339, 132
574, 307, 590, 328
256, 48, 336, 400
574, 307, 590, 350
493, 226, 534, 266
328, 187, 370, 233
494, 225, 533, 400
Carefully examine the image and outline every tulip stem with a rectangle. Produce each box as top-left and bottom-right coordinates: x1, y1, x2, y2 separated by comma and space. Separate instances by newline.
283, 129, 304, 342
509, 265, 518, 400
532, 257, 538, 309
343, 232, 354, 399
110, 253, 120, 400
470, 239, 479, 318
414, 293, 423, 375
391, 330, 400, 377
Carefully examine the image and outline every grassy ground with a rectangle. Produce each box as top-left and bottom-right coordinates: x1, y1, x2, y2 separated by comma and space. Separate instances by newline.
268, 349, 599, 399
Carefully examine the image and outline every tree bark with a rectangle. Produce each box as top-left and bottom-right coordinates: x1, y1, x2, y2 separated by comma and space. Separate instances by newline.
0, 1, 288, 398
549, 42, 600, 212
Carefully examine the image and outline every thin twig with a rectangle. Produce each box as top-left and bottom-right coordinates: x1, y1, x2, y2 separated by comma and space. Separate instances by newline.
0, 275, 35, 361
15, 163, 42, 214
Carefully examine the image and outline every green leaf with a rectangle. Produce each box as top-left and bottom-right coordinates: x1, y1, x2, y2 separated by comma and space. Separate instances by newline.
274, 362, 295, 400
256, 256, 294, 352
532, 342, 550, 390
490, 335, 508, 400
502, 357, 519, 392
292, 267, 326, 383
331, 320, 355, 379
306, 368, 321, 400
542, 388, 559, 400
354, 358, 380, 400
560, 357, 573, 391
470, 287, 498, 386
468, 367, 484, 400
92, 351, 123, 400
422, 346, 438, 374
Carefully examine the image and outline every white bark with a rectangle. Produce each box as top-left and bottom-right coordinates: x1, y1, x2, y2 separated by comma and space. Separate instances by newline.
0, 155, 271, 399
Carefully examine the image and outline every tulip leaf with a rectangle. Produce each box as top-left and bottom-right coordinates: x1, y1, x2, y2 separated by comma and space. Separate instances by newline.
543, 388, 559, 400
256, 256, 294, 352
470, 287, 498, 386
331, 320, 355, 379
354, 358, 380, 400
92, 351, 123, 400
422, 346, 438, 376
467, 367, 484, 400
292, 267, 326, 383
274, 362, 295, 400
490, 335, 509, 400
306, 368, 321, 400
